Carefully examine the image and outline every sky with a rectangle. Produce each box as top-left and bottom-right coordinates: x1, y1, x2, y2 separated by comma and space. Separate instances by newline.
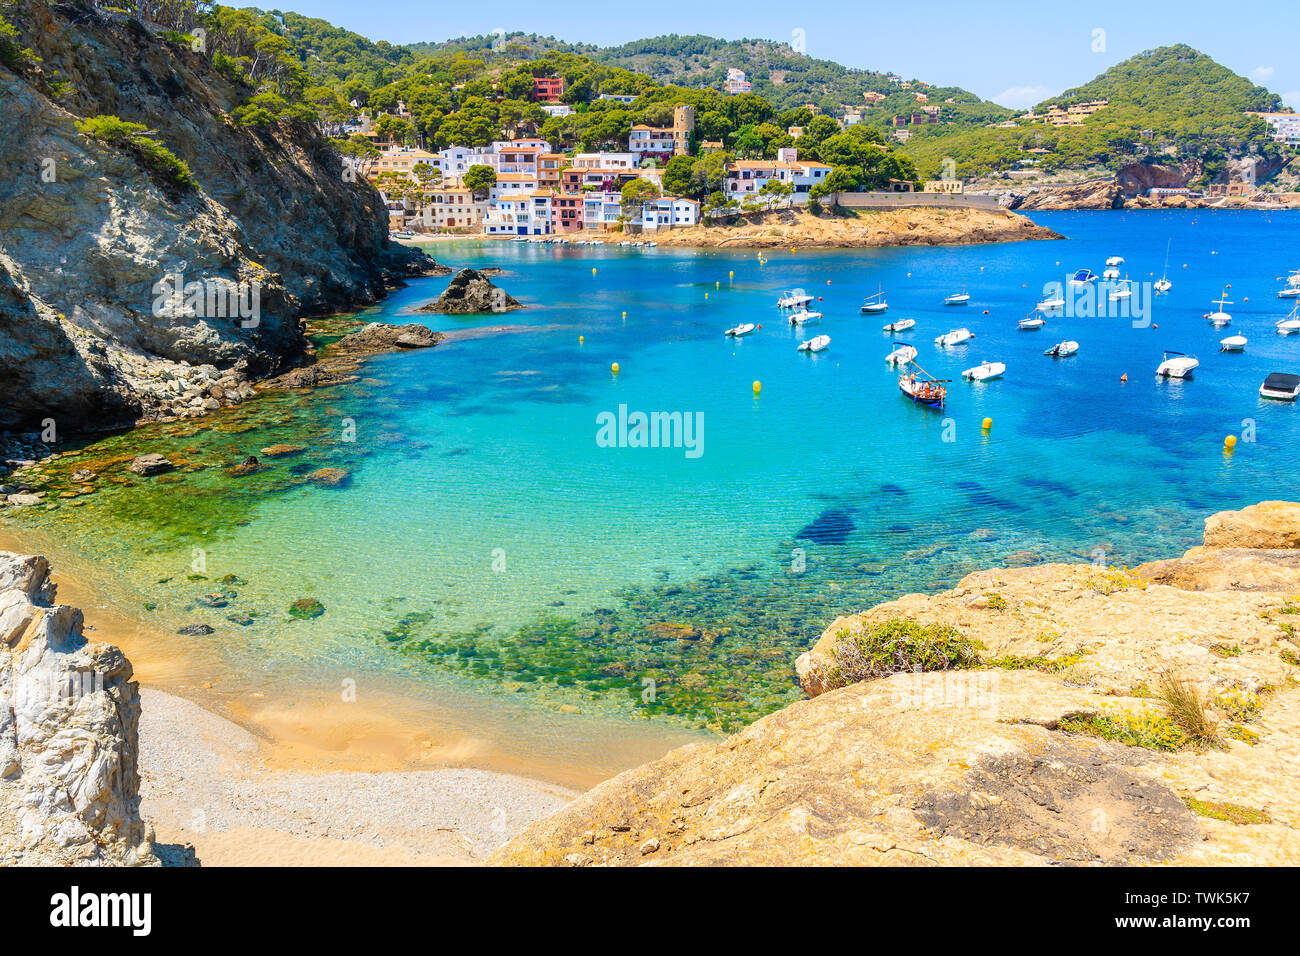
276, 0, 1299, 111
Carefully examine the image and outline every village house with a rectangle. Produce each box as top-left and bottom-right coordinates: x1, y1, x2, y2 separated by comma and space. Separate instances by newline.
532, 77, 564, 103
1247, 111, 1300, 146
1025, 99, 1110, 127
634, 197, 700, 231
724, 68, 752, 95
418, 186, 488, 231
723, 148, 831, 203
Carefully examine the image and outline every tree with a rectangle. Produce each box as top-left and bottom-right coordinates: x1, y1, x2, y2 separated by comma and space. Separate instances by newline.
620, 177, 661, 221
661, 155, 697, 198
462, 164, 496, 198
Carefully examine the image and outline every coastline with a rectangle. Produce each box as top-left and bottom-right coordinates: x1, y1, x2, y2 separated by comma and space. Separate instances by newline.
0, 523, 702, 864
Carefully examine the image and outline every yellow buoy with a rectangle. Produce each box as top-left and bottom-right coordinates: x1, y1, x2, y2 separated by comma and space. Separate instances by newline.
752, 380, 761, 394
715, 281, 720, 289
611, 362, 619, 375
729, 270, 734, 279
579, 335, 584, 344
982, 417, 992, 430
705, 292, 709, 299
791, 246, 797, 253
592, 267, 597, 276
622, 311, 626, 319
1225, 435, 1237, 450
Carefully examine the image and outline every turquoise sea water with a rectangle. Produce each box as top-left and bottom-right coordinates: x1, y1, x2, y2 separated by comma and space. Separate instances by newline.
10, 209, 1300, 731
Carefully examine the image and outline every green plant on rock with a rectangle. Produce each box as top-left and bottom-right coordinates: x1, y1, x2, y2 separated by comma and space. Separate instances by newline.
1057, 710, 1188, 751
1182, 796, 1271, 825
1213, 688, 1260, 722
1083, 565, 1146, 595
1157, 673, 1223, 750
74, 115, 197, 189
830, 618, 982, 684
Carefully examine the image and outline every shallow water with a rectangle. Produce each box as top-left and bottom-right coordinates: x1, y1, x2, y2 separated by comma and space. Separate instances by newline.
9, 209, 1300, 733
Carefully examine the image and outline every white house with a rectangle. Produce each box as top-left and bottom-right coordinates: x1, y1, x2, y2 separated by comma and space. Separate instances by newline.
723, 150, 831, 203
628, 125, 675, 157
581, 191, 624, 230
636, 197, 699, 231
483, 191, 553, 236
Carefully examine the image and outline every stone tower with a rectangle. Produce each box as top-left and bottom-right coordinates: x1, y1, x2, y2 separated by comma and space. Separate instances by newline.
672, 104, 696, 156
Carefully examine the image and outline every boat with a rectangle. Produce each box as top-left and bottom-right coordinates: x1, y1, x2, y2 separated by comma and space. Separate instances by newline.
1036, 295, 1065, 312
1044, 340, 1079, 357
885, 343, 918, 365
1206, 286, 1233, 326
1278, 270, 1300, 299
962, 360, 1005, 382
898, 362, 949, 408
934, 328, 974, 347
1108, 278, 1133, 301
1155, 240, 1173, 292
1156, 350, 1199, 379
1278, 305, 1300, 333
860, 287, 888, 314
1018, 314, 1046, 330
777, 291, 813, 309
944, 282, 970, 306
1105, 255, 1125, 267
724, 323, 756, 337
788, 309, 823, 325
883, 318, 916, 332
1103, 257, 1123, 281
1069, 269, 1098, 287
797, 334, 831, 353
1220, 334, 1247, 352
1259, 372, 1300, 401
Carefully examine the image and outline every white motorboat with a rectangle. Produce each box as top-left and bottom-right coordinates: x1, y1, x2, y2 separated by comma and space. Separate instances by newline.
797, 334, 831, 353
944, 282, 970, 306
1207, 286, 1232, 326
1069, 269, 1098, 287
1103, 257, 1123, 281
883, 318, 915, 332
1019, 315, 1046, 330
1106, 255, 1125, 268
1037, 296, 1065, 312
1278, 270, 1300, 299
1260, 372, 1300, 401
724, 323, 756, 337
1220, 334, 1247, 352
788, 309, 823, 325
1109, 278, 1133, 301
1155, 239, 1173, 292
885, 343, 918, 365
861, 287, 888, 314
934, 328, 974, 347
1156, 350, 1199, 379
777, 290, 813, 308
962, 360, 1005, 382
1278, 305, 1300, 333
1044, 340, 1079, 357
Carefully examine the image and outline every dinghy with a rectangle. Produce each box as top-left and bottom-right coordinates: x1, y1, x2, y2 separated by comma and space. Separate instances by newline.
1103, 257, 1123, 280
777, 291, 813, 308
1044, 340, 1079, 357
1109, 278, 1133, 301
797, 334, 831, 353
788, 309, 823, 325
1156, 350, 1199, 379
934, 328, 974, 347
1019, 315, 1046, 330
883, 318, 916, 332
885, 343, 918, 365
962, 360, 1005, 382
1037, 296, 1065, 312
1220, 334, 1247, 352
1260, 372, 1300, 401
724, 323, 756, 337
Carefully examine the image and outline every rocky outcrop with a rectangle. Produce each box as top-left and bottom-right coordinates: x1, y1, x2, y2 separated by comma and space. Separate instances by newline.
495, 504, 1300, 866
263, 321, 444, 390
417, 269, 523, 314
649, 206, 1060, 249
0, 552, 156, 865
0, 3, 441, 433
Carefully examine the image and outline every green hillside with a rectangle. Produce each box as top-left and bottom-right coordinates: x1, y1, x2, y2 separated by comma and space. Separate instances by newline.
898, 44, 1287, 180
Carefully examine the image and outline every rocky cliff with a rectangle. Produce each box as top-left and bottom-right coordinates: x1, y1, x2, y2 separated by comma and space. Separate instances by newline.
0, 551, 156, 865
1006, 159, 1294, 211
493, 502, 1300, 866
0, 2, 437, 433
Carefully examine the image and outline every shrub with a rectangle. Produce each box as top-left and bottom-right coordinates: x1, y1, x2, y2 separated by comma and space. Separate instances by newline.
831, 618, 981, 684
75, 114, 197, 189
1213, 688, 1260, 722
1158, 674, 1223, 749
1057, 710, 1187, 751
0, 14, 39, 71
1182, 796, 1271, 825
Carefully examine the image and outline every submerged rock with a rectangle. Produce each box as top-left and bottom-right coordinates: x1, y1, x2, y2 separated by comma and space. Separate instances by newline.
795, 508, 856, 546
129, 454, 174, 476
306, 467, 350, 488
417, 268, 523, 314
259, 444, 306, 458
288, 598, 325, 620
177, 623, 214, 636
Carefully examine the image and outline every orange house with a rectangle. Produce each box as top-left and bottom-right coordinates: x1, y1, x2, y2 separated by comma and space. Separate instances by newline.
532, 77, 564, 103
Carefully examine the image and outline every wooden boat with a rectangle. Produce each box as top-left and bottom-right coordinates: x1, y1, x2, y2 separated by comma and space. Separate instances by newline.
898, 361, 949, 408
861, 287, 888, 314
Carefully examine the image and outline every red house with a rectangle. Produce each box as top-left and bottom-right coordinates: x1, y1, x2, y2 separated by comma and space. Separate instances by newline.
532, 77, 564, 103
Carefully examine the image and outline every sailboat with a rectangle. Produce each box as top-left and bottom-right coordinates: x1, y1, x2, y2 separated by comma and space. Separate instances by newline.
1277, 304, 1300, 334
944, 281, 970, 306
1154, 239, 1173, 293
1278, 270, 1300, 299
1206, 286, 1232, 327
860, 286, 888, 314
1109, 277, 1133, 301
898, 360, 949, 408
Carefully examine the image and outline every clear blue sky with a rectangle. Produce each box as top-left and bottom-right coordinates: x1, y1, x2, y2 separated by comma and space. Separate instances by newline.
277, 0, 1298, 110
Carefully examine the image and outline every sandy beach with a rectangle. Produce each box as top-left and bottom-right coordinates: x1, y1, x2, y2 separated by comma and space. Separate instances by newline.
0, 525, 697, 865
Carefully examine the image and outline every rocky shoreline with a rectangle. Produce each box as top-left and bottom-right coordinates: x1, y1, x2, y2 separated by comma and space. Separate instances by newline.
494, 501, 1300, 866
648, 206, 1061, 249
